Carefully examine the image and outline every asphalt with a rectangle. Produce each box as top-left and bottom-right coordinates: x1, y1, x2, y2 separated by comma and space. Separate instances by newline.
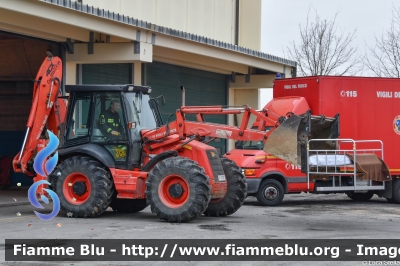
0, 187, 31, 207
0, 192, 396, 266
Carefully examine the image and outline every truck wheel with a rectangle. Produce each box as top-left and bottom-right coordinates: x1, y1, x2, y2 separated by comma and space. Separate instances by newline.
392, 179, 400, 203
110, 198, 148, 213
204, 158, 247, 217
49, 156, 114, 218
346, 191, 374, 201
145, 157, 211, 222
386, 197, 395, 203
256, 179, 284, 206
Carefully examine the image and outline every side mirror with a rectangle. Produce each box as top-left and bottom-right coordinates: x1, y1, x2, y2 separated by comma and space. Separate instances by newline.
128, 122, 137, 129
155, 95, 166, 106
257, 141, 264, 150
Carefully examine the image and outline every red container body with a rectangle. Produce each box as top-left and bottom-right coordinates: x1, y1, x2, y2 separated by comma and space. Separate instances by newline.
273, 76, 400, 175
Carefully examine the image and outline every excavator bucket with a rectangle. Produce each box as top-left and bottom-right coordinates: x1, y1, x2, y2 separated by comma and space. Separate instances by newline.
264, 111, 339, 169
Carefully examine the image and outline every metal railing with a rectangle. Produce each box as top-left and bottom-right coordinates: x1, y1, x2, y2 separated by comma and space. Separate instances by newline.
306, 139, 385, 192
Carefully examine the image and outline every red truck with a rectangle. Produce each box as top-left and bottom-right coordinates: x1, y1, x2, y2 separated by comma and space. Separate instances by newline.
225, 76, 399, 206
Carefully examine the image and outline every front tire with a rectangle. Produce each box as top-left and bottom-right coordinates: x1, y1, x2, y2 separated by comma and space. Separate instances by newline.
204, 158, 247, 217
256, 179, 284, 206
49, 156, 114, 218
145, 157, 211, 222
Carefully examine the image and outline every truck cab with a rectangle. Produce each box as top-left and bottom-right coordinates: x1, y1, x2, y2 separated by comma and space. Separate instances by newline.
224, 96, 314, 206
225, 134, 313, 206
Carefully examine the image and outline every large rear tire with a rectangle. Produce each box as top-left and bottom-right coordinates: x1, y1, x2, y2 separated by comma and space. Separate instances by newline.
346, 191, 374, 201
110, 198, 148, 213
204, 158, 247, 217
145, 157, 211, 222
49, 156, 114, 218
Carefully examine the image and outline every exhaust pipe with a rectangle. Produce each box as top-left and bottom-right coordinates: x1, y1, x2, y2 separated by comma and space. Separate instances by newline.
181, 86, 185, 107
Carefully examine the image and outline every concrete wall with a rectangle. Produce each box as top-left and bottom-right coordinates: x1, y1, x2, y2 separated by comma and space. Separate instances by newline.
82, 0, 237, 44
238, 0, 262, 50
231, 88, 259, 130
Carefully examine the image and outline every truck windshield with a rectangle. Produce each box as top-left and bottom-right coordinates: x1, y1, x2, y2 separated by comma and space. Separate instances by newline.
235, 126, 272, 150
235, 140, 264, 150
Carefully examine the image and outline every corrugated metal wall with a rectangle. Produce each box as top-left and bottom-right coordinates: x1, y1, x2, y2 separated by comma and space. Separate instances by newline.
0, 82, 33, 186
80, 61, 228, 155
146, 61, 227, 155
82, 64, 132, 84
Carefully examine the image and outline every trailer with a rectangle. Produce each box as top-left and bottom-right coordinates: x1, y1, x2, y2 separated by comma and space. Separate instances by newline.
225, 76, 399, 205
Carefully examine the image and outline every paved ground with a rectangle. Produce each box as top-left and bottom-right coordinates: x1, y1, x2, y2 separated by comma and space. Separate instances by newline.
0, 188, 399, 266
0, 188, 31, 208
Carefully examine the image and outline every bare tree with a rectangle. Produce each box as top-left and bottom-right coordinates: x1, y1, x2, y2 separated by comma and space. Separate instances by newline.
286, 10, 360, 77
364, 6, 400, 77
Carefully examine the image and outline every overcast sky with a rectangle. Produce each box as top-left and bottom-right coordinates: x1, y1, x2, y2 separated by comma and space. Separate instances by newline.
258, 0, 397, 107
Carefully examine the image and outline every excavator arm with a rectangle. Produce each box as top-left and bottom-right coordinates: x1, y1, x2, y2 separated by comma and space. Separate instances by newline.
12, 54, 66, 176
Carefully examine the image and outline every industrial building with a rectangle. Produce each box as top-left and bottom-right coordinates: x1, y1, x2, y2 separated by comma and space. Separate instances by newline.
0, 0, 296, 187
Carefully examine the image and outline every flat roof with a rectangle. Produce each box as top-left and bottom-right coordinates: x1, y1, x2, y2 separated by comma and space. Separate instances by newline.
41, 0, 296, 68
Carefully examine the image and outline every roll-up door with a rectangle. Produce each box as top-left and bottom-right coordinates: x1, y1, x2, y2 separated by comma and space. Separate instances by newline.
146, 62, 227, 155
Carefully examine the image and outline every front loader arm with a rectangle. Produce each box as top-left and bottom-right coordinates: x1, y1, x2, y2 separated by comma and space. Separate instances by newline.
12, 55, 65, 175
142, 105, 339, 166
142, 106, 271, 145
142, 105, 293, 155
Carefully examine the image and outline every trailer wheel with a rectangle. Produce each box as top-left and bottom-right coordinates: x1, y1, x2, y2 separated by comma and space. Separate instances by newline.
145, 157, 211, 222
256, 179, 284, 206
49, 156, 114, 218
204, 158, 247, 217
346, 191, 374, 201
110, 198, 148, 213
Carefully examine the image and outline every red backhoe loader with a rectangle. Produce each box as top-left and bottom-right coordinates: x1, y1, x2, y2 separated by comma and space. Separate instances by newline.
12, 54, 338, 222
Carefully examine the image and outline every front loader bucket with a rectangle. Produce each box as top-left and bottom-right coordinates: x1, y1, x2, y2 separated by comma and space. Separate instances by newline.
263, 114, 303, 165
264, 111, 339, 169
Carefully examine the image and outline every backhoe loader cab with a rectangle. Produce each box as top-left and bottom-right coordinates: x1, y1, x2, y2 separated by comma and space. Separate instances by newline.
62, 85, 157, 168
